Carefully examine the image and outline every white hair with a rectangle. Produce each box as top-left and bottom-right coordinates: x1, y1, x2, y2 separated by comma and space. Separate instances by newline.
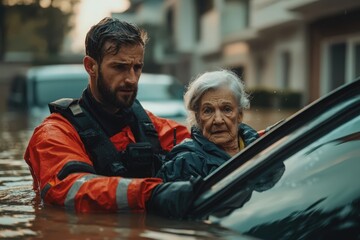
184, 69, 250, 128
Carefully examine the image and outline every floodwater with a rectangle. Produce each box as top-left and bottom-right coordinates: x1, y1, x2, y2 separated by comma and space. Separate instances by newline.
0, 108, 296, 239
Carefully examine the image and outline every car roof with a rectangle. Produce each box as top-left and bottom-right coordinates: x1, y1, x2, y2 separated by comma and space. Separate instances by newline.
139, 73, 176, 85
27, 64, 87, 82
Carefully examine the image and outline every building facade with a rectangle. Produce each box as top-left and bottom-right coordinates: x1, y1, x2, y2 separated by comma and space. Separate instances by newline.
113, 0, 360, 106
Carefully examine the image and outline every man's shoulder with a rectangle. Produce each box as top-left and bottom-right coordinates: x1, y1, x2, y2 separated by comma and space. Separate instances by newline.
146, 110, 188, 131
35, 113, 76, 132
26, 113, 82, 154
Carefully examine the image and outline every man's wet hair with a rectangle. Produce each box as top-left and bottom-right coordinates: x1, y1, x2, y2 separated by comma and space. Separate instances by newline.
85, 17, 148, 63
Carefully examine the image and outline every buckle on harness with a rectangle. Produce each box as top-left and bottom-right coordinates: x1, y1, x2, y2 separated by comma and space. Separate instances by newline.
69, 103, 83, 116
123, 142, 154, 170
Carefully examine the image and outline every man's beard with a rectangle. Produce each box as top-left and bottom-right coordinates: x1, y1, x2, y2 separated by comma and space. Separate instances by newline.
97, 70, 137, 109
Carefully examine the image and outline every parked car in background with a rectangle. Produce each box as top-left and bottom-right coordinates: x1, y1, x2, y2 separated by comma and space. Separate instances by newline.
137, 73, 187, 122
188, 78, 360, 239
7, 64, 88, 113
7, 64, 187, 122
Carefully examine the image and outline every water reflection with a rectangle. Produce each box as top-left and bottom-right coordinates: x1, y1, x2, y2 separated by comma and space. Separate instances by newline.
0, 108, 296, 239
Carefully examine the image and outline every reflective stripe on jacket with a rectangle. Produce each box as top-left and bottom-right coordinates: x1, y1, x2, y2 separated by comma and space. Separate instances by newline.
24, 112, 190, 212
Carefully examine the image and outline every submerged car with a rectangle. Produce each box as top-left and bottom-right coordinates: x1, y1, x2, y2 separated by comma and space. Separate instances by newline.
7, 64, 186, 122
187, 78, 360, 239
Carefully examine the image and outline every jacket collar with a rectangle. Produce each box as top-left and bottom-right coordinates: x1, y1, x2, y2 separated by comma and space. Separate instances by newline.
191, 123, 259, 152
79, 87, 134, 136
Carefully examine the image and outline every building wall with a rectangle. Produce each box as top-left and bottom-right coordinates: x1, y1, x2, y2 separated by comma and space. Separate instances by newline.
116, 0, 360, 106
246, 24, 307, 91
308, 7, 360, 102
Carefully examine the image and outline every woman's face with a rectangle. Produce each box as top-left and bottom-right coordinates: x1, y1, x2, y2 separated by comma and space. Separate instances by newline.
198, 87, 243, 150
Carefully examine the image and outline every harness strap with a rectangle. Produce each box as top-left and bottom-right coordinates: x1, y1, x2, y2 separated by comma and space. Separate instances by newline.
130, 99, 162, 154
49, 98, 125, 176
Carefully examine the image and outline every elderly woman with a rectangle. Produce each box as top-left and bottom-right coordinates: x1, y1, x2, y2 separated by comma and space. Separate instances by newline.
156, 69, 260, 182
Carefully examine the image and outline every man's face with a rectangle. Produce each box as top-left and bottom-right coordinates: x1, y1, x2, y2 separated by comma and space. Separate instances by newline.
91, 42, 144, 112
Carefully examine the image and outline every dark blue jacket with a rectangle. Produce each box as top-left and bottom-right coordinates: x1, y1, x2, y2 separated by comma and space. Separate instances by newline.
156, 123, 259, 182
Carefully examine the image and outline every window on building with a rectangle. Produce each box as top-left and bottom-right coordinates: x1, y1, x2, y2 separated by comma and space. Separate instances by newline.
164, 8, 175, 54
225, 0, 249, 27
231, 66, 245, 82
321, 37, 360, 94
329, 42, 346, 90
354, 43, 360, 79
281, 51, 291, 89
166, 8, 174, 37
255, 57, 265, 85
195, 0, 214, 41
196, 0, 214, 16
222, 0, 250, 36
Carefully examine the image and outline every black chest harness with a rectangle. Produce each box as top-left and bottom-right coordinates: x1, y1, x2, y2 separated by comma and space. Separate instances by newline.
48, 98, 165, 178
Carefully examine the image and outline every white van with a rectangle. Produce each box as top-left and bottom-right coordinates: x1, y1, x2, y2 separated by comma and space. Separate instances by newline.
7, 64, 88, 110
137, 73, 187, 120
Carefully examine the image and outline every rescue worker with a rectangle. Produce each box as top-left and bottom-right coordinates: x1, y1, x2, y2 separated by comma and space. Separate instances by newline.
24, 17, 195, 218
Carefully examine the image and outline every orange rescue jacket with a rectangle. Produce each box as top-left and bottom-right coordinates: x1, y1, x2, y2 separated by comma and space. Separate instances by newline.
24, 111, 190, 213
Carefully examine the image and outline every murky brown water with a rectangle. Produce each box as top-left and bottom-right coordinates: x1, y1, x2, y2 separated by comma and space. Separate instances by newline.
0, 108, 296, 239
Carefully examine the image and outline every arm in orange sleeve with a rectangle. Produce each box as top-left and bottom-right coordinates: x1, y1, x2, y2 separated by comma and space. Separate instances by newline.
148, 112, 190, 151
24, 113, 162, 213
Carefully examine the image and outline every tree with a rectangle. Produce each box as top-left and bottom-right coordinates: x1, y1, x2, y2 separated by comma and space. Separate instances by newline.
0, 0, 5, 60
1, 0, 80, 62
